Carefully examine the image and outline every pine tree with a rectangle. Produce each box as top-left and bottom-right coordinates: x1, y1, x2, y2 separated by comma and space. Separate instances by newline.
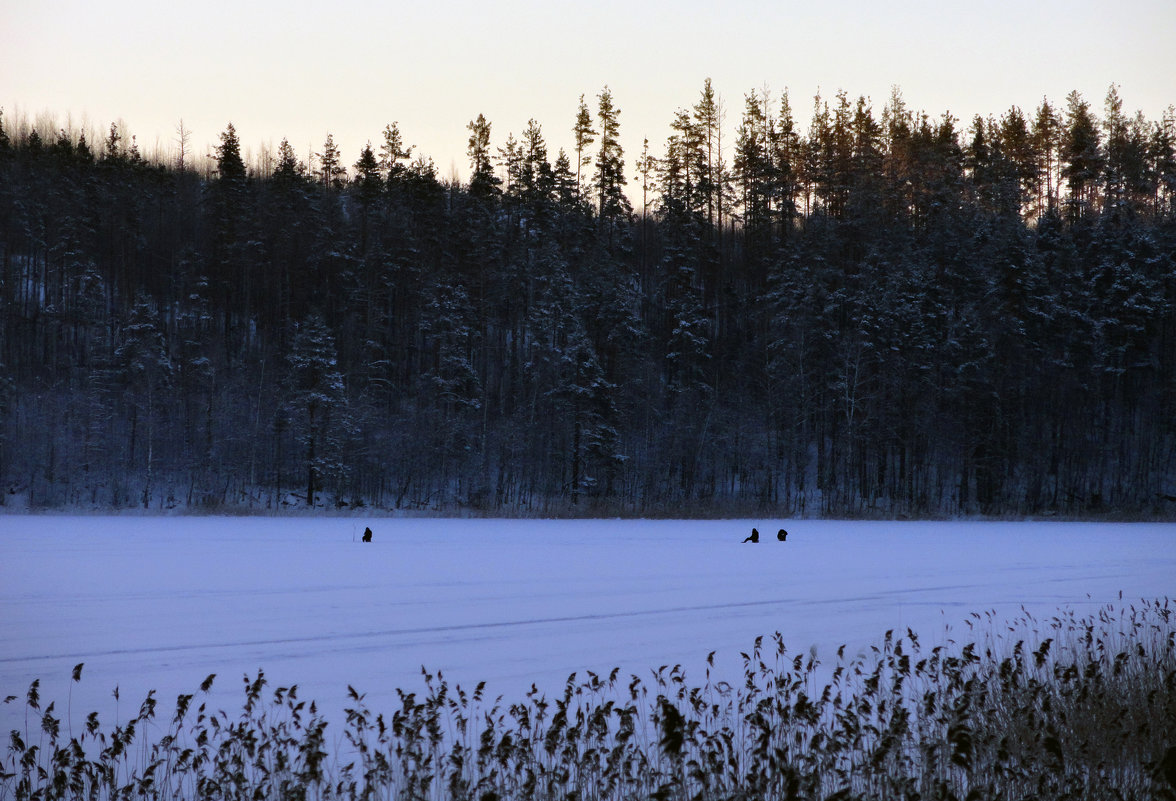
593, 86, 630, 220
693, 78, 722, 228
774, 90, 801, 235
661, 108, 705, 217
103, 122, 123, 163
1032, 98, 1062, 214
573, 94, 596, 201
1061, 91, 1102, 218
881, 86, 916, 221
1100, 85, 1150, 215
999, 106, 1035, 218
467, 113, 500, 199
317, 133, 346, 189
825, 90, 855, 219
804, 92, 834, 217
635, 137, 657, 280
1101, 85, 1130, 204
1151, 106, 1176, 215
848, 95, 884, 224
965, 115, 995, 207
635, 137, 656, 221
734, 90, 773, 242
497, 132, 523, 200
379, 122, 413, 184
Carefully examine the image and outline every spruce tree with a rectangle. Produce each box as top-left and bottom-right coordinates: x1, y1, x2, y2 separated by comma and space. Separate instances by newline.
353, 142, 382, 204
552, 148, 576, 206
273, 138, 305, 185
75, 132, 93, 164
353, 142, 382, 254
285, 311, 347, 506
114, 292, 173, 507
520, 118, 554, 206
207, 122, 256, 353
215, 123, 246, 185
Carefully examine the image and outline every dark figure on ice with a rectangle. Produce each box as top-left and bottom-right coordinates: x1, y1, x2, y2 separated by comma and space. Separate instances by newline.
743, 528, 759, 543
777, 528, 788, 542
362, 526, 373, 543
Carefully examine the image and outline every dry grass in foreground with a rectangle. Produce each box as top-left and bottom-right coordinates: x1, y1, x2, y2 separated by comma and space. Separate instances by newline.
4, 600, 1174, 801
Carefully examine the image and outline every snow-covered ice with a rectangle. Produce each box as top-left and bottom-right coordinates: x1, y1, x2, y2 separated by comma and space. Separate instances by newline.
2, 516, 1173, 739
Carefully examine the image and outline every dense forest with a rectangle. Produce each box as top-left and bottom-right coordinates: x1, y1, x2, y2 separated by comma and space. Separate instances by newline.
1, 82, 1174, 517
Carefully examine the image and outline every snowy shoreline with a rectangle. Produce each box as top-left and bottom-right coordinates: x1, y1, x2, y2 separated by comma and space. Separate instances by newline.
3, 500, 1172, 522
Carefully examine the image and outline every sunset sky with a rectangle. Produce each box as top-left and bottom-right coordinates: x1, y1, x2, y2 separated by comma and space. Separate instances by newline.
2, 0, 1173, 180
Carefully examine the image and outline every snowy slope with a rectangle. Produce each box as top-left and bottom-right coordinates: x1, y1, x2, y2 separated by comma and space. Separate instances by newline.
2, 516, 1173, 739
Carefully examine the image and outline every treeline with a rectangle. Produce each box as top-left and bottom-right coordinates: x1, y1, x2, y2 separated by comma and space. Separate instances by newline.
1, 83, 1174, 517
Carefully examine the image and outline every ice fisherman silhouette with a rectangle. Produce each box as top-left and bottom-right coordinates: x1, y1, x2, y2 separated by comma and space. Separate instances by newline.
777, 528, 788, 541
743, 528, 760, 543
362, 526, 373, 542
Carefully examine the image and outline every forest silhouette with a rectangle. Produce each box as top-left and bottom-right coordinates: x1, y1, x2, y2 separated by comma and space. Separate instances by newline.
1, 82, 1173, 516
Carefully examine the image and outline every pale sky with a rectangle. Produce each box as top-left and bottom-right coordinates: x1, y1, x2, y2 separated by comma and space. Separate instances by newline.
2, 0, 1174, 182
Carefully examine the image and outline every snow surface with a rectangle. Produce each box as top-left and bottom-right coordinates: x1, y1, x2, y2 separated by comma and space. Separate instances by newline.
2, 516, 1173, 741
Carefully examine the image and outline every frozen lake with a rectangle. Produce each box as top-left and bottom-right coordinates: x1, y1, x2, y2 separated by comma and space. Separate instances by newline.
2, 516, 1173, 739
